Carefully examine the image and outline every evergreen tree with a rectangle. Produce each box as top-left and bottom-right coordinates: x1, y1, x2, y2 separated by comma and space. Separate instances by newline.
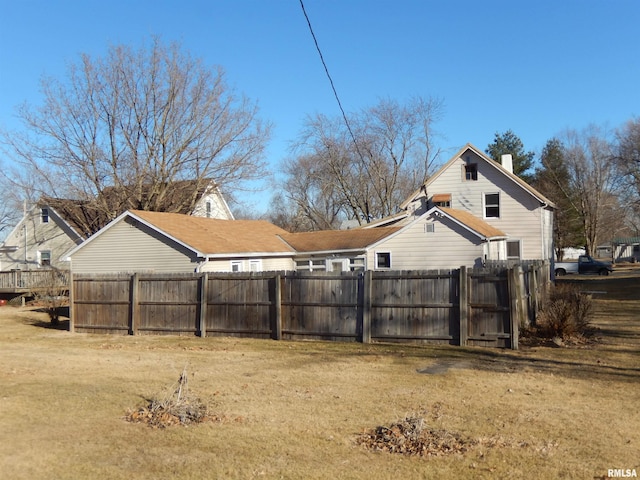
486, 130, 535, 182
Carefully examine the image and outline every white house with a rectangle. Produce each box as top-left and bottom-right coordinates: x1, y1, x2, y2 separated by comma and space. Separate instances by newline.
65, 210, 296, 274
0, 181, 234, 272
282, 207, 507, 271
379, 143, 555, 263
65, 205, 507, 275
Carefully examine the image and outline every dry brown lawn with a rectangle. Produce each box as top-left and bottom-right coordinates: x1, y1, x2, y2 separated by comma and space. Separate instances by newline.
1, 270, 639, 479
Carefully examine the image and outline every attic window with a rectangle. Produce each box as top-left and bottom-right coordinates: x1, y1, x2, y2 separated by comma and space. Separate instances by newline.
41, 208, 49, 223
425, 223, 435, 233
464, 164, 478, 181
206, 201, 212, 218
432, 193, 451, 207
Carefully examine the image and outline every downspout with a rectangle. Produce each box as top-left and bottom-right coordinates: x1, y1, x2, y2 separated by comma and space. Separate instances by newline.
196, 257, 209, 273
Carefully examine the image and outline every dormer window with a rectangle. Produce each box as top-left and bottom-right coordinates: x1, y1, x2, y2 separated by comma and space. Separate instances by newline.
464, 164, 478, 181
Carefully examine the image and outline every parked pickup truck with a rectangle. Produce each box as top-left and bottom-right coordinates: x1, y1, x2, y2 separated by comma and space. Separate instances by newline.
554, 255, 613, 276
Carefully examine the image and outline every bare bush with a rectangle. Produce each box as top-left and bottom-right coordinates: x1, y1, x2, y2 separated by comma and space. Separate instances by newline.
534, 283, 594, 339
32, 269, 69, 325
126, 366, 209, 428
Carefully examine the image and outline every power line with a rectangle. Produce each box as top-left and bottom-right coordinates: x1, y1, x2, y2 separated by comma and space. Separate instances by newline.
298, 0, 364, 159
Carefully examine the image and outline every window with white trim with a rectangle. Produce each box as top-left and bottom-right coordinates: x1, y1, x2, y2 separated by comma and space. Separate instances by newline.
484, 193, 500, 218
349, 257, 365, 271
425, 223, 435, 233
295, 259, 326, 271
206, 201, 212, 218
231, 260, 243, 272
507, 240, 521, 260
376, 252, 391, 269
249, 260, 261, 272
38, 250, 51, 267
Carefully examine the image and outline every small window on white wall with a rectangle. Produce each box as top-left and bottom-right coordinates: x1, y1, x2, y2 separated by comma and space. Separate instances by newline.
484, 193, 500, 218
231, 260, 243, 272
425, 223, 435, 233
41, 208, 49, 223
376, 252, 391, 269
38, 250, 51, 267
507, 240, 521, 260
249, 260, 261, 272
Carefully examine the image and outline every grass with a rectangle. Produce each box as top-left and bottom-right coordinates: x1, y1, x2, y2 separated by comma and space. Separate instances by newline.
1, 271, 639, 479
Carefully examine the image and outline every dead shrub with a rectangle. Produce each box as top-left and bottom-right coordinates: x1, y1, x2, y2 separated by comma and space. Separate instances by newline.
533, 283, 594, 340
126, 366, 209, 428
356, 415, 474, 456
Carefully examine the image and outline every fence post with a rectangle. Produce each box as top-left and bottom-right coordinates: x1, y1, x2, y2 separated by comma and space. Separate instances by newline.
198, 273, 208, 338
508, 266, 521, 350
68, 271, 75, 333
459, 266, 468, 346
361, 270, 372, 344
272, 274, 282, 340
129, 273, 139, 336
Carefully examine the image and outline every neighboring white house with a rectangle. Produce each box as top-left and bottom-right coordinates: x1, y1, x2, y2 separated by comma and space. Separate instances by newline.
0, 182, 234, 272
282, 207, 507, 271
381, 143, 555, 263
65, 206, 507, 275
65, 210, 296, 274
61, 143, 555, 275
0, 202, 84, 271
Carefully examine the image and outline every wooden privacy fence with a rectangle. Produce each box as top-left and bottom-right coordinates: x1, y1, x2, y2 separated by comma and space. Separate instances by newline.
70, 262, 550, 349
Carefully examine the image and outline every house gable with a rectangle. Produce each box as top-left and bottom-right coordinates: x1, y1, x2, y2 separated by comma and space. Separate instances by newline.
69, 215, 201, 274
399, 144, 554, 262
0, 203, 84, 271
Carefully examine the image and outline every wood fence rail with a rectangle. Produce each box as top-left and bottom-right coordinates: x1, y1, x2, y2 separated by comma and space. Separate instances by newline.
69, 262, 550, 349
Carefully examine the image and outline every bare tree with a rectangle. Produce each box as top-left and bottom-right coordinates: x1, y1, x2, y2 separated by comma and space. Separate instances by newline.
0, 37, 271, 234
276, 97, 444, 230
616, 118, 640, 209
561, 126, 623, 256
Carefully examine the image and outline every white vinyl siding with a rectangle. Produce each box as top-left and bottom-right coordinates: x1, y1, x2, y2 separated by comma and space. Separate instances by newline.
70, 219, 199, 274
367, 216, 487, 270
202, 257, 294, 273
0, 206, 80, 271
426, 151, 548, 261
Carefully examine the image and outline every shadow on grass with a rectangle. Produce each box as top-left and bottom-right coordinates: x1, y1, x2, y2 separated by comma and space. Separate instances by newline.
29, 318, 70, 331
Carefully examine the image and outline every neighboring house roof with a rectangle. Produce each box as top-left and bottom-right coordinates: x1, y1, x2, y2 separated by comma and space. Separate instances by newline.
66, 210, 293, 260
40, 197, 104, 239
438, 207, 506, 240
401, 143, 556, 210
280, 226, 402, 253
38, 180, 232, 239
357, 211, 410, 229
99, 179, 231, 217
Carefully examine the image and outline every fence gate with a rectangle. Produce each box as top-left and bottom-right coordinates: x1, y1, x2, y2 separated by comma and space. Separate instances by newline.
466, 269, 512, 348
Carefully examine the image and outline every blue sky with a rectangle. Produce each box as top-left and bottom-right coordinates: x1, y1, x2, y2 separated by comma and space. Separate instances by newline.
1, 0, 638, 212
